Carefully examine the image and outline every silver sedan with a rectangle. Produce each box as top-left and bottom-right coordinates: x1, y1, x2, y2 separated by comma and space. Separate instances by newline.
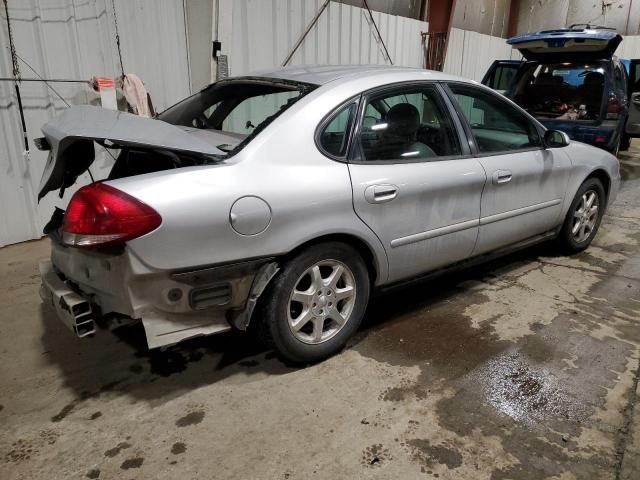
37, 65, 620, 363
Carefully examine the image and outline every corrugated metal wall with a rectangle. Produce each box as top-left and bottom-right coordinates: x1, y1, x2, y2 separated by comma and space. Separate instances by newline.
218, 0, 428, 77
0, 0, 191, 248
451, 0, 511, 37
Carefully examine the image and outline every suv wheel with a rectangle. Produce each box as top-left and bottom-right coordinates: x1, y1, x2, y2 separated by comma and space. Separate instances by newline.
557, 178, 605, 253
257, 242, 370, 363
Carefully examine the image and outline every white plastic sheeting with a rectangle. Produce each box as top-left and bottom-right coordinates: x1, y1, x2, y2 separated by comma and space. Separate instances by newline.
218, 0, 428, 77
443, 28, 519, 82
617, 36, 640, 59
0, 0, 191, 247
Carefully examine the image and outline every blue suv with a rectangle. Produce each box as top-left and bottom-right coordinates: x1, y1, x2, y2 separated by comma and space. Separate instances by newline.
483, 25, 640, 154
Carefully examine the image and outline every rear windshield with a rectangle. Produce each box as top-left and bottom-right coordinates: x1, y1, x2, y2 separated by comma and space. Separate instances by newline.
513, 62, 606, 120
158, 78, 317, 154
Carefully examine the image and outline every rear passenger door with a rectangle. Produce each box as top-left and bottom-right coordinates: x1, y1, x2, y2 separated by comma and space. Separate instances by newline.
445, 83, 572, 255
346, 83, 486, 283
627, 60, 640, 137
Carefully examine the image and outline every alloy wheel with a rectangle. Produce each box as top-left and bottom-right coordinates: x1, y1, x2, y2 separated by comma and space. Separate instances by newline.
572, 189, 600, 243
287, 260, 356, 345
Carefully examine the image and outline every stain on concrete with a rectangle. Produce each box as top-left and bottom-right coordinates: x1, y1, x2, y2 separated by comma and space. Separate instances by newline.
89, 411, 102, 420
406, 439, 462, 470
51, 403, 75, 422
356, 283, 508, 380
238, 359, 260, 367
4, 439, 36, 463
50, 379, 127, 423
39, 429, 59, 445
176, 410, 205, 427
128, 364, 144, 374
104, 442, 132, 458
85, 468, 100, 479
147, 349, 193, 377
171, 442, 186, 454
120, 457, 144, 469
0, 404, 3, 411
361, 443, 391, 468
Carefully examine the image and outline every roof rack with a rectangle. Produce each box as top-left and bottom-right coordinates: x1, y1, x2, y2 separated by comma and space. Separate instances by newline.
569, 23, 616, 31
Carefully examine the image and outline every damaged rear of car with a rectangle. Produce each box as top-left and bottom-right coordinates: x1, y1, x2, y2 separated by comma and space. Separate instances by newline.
38, 77, 315, 348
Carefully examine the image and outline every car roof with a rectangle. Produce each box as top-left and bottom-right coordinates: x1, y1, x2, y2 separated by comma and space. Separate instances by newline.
242, 64, 469, 86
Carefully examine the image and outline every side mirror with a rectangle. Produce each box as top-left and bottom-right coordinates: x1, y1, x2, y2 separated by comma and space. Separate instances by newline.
544, 130, 570, 148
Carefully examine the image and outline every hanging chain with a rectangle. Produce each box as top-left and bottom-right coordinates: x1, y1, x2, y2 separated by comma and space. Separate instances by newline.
111, 0, 125, 78
3, 0, 20, 80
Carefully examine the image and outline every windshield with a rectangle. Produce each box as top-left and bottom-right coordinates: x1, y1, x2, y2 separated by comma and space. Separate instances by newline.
158, 78, 317, 154
513, 62, 606, 120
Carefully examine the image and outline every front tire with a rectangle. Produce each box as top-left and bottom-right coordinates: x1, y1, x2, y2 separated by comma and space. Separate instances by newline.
257, 242, 370, 364
557, 178, 605, 254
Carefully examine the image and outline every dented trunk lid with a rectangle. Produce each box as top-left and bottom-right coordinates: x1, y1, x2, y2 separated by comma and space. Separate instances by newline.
38, 105, 241, 200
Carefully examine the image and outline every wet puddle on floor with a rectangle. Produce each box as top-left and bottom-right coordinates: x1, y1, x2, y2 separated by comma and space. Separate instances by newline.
474, 351, 588, 427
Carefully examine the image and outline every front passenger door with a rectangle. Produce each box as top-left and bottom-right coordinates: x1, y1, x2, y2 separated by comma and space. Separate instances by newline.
445, 83, 572, 255
346, 83, 486, 283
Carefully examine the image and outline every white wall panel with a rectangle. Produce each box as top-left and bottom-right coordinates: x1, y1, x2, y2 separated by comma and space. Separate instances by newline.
617, 36, 640, 59
0, 0, 190, 248
220, 0, 427, 77
443, 28, 514, 82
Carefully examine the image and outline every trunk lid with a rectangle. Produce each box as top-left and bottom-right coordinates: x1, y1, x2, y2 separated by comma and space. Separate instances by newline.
508, 27, 622, 62
38, 105, 240, 200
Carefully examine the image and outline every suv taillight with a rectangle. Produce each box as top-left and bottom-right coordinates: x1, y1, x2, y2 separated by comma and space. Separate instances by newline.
606, 94, 621, 119
62, 183, 161, 248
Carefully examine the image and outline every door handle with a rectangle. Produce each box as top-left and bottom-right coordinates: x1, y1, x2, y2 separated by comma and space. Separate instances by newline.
364, 184, 399, 204
492, 170, 512, 185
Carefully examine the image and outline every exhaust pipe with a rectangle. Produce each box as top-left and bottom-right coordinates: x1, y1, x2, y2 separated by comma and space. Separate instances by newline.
40, 260, 96, 338
58, 294, 96, 337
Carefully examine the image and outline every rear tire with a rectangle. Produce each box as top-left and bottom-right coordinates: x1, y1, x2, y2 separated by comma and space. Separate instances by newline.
557, 178, 605, 254
257, 242, 370, 364
620, 133, 631, 152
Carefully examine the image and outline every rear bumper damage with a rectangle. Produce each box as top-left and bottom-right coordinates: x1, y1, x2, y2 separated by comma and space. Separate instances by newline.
39, 240, 278, 349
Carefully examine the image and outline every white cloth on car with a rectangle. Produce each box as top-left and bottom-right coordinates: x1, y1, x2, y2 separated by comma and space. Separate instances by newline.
121, 74, 154, 117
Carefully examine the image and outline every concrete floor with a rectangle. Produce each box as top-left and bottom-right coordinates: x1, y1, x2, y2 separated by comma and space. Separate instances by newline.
2, 144, 640, 480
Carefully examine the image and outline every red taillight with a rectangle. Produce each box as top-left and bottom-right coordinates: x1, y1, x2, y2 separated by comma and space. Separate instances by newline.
606, 95, 621, 119
62, 183, 161, 248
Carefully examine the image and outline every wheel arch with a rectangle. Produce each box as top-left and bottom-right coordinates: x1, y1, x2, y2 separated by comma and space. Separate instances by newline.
282, 233, 383, 287
585, 168, 611, 203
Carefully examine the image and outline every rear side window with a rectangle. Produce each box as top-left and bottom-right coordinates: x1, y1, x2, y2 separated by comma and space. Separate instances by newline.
318, 103, 356, 158
485, 64, 520, 92
448, 83, 541, 154
357, 85, 462, 161
222, 91, 300, 134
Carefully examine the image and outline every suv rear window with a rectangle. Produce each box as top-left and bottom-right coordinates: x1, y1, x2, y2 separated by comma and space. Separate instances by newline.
513, 62, 606, 120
